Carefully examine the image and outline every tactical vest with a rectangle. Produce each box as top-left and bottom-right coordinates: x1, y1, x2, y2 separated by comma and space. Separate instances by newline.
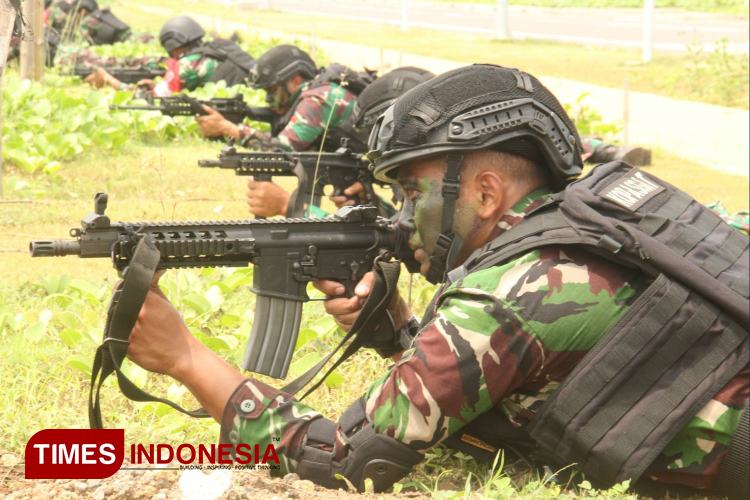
437, 161, 749, 489
88, 9, 131, 45
190, 39, 255, 87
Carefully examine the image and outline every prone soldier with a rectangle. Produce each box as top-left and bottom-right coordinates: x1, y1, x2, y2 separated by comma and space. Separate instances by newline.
125, 64, 748, 497
198, 45, 362, 218
84, 15, 254, 96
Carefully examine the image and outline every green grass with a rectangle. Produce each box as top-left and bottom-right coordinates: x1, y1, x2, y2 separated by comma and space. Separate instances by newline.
433, 0, 748, 15
112, 0, 749, 109
1, 135, 746, 496
2, 20, 748, 496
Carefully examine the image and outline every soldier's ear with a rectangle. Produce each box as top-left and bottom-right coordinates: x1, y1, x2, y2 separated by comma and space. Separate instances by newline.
473, 170, 505, 220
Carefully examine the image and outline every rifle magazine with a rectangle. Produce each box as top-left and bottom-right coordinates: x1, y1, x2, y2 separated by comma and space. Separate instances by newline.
242, 295, 303, 379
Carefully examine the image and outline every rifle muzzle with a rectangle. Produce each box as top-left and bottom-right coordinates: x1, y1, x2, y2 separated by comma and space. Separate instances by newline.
197, 160, 221, 168
30, 239, 82, 257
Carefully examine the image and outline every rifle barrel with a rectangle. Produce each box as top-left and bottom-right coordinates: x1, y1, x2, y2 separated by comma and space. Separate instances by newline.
30, 239, 82, 257
109, 105, 161, 111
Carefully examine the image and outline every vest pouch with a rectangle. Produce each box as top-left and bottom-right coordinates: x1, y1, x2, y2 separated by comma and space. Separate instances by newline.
193, 39, 255, 86
528, 273, 748, 486
90, 8, 130, 45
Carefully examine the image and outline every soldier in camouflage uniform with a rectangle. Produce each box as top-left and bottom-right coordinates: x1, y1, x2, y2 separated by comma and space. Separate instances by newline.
126, 65, 748, 496
197, 45, 359, 218
85, 16, 252, 95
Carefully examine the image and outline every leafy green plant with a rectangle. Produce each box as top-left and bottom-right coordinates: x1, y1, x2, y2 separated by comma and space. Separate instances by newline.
666, 38, 749, 109
0, 73, 269, 175
564, 93, 622, 143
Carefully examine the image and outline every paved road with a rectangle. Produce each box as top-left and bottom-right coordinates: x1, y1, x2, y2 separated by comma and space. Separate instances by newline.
250, 0, 749, 52
133, 3, 750, 175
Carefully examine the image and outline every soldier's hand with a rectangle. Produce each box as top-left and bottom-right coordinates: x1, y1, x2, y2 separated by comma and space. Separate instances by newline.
196, 105, 240, 139
330, 182, 366, 208
246, 179, 290, 217
136, 78, 156, 90
84, 67, 118, 89
127, 271, 198, 378
314, 272, 412, 332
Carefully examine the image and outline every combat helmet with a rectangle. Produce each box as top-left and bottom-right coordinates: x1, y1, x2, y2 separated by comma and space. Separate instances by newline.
369, 64, 582, 187
368, 64, 583, 284
249, 45, 317, 89
78, 0, 98, 13
352, 66, 434, 134
159, 15, 205, 53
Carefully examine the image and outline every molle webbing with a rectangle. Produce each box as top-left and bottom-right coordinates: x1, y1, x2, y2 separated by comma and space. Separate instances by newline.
453, 161, 749, 486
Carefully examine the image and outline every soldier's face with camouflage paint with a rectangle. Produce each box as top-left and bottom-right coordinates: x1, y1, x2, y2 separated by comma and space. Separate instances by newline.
397, 156, 484, 275
265, 84, 290, 114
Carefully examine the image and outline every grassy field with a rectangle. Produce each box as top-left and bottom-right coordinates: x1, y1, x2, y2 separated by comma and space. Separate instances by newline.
1, 131, 747, 496
1, 11, 748, 496
113, 0, 749, 109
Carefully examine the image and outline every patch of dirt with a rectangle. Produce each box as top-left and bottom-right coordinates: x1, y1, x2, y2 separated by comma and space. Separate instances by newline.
0, 455, 427, 499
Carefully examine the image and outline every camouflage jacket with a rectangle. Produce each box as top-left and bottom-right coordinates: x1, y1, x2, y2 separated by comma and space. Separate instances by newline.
238, 81, 357, 152
170, 52, 217, 92
220, 190, 748, 492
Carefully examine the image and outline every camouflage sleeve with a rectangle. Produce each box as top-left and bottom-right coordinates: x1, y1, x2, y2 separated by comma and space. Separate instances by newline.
706, 201, 749, 235
276, 85, 354, 152
237, 125, 290, 152
178, 54, 218, 92
275, 94, 328, 151
219, 240, 648, 489
219, 289, 545, 483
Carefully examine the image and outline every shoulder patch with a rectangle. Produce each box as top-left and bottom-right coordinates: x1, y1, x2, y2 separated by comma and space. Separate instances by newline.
601, 169, 664, 211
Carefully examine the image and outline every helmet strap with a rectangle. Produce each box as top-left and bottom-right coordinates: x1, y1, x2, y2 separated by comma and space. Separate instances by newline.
425, 153, 464, 284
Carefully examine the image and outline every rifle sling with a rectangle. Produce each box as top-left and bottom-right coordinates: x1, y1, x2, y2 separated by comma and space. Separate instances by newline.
282, 258, 401, 399
88, 236, 209, 429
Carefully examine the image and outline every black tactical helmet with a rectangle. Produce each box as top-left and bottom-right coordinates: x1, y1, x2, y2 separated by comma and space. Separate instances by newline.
159, 16, 205, 53
249, 45, 317, 89
369, 64, 583, 187
352, 66, 434, 132
78, 0, 98, 13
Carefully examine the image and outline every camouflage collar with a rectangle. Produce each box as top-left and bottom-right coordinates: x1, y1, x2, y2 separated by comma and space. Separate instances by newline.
288, 81, 309, 105
495, 188, 553, 234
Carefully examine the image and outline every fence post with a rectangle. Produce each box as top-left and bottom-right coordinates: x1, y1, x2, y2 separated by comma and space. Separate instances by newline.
33, 0, 44, 80
0, 0, 18, 198
495, 0, 510, 40
642, 0, 654, 63
400, 0, 409, 32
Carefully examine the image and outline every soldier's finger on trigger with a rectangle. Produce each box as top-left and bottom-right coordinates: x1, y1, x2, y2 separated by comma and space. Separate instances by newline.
313, 279, 346, 296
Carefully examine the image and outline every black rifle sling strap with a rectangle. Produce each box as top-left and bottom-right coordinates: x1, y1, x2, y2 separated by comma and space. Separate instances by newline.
282, 258, 401, 399
89, 236, 209, 429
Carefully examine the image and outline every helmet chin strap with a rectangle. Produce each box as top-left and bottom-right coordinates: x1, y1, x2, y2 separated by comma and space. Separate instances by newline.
425, 153, 464, 284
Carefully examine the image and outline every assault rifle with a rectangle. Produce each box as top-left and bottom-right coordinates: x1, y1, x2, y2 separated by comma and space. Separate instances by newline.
111, 94, 277, 125
30, 193, 413, 380
73, 65, 167, 84
198, 144, 388, 217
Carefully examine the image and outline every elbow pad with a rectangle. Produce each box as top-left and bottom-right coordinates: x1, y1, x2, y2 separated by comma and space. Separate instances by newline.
295, 400, 422, 492
341, 423, 422, 492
